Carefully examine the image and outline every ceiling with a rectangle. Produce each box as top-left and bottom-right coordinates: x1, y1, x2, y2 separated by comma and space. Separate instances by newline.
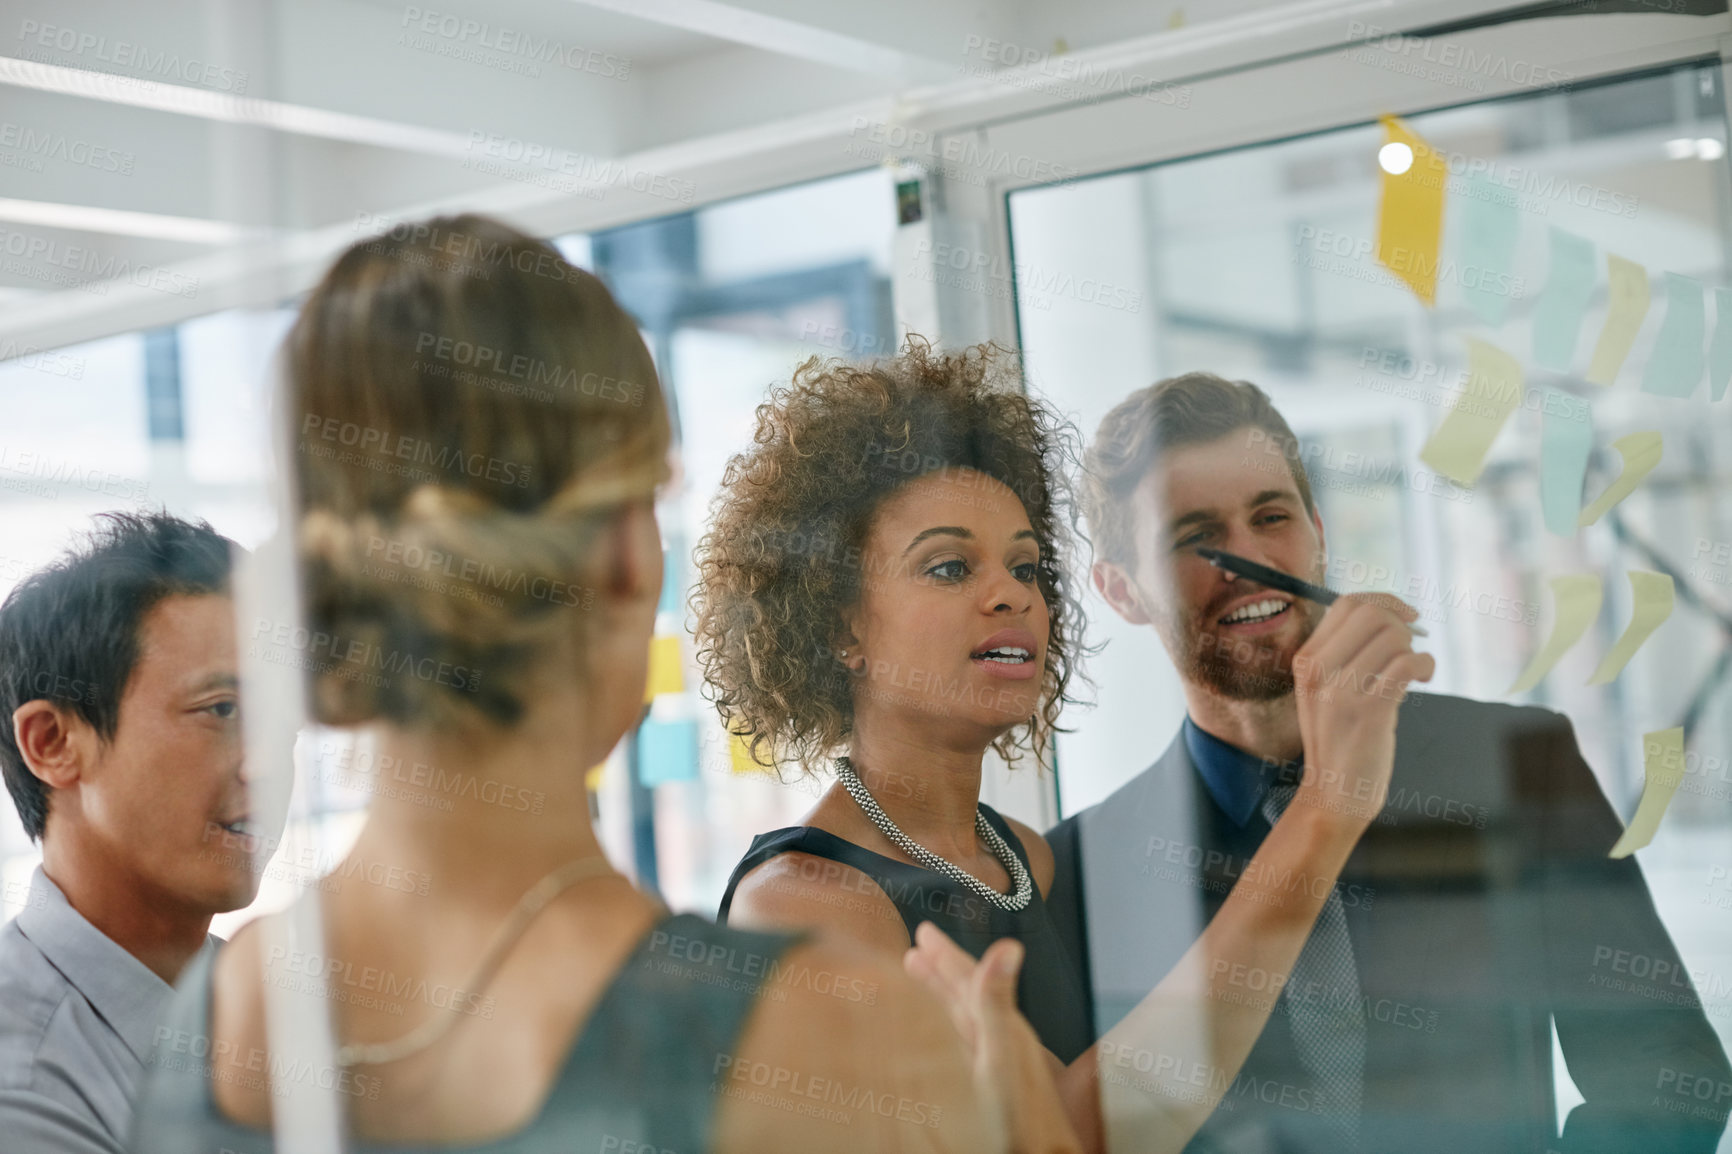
0, 0, 1674, 354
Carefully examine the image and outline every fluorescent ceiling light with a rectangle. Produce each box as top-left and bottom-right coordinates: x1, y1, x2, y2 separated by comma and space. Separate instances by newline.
1663, 136, 1726, 160
0, 197, 261, 243
0, 54, 478, 158
566, 0, 951, 82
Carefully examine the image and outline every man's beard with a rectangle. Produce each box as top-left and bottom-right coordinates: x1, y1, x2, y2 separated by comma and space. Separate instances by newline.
1155, 576, 1327, 702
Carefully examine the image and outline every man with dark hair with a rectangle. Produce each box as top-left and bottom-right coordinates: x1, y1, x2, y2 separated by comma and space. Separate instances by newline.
0, 511, 260, 1153
1048, 373, 1731, 1152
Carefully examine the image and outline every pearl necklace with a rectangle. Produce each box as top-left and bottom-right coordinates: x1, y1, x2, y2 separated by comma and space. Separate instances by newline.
834, 757, 1033, 913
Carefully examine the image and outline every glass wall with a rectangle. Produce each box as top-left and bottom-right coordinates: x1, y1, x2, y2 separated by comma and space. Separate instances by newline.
0, 165, 898, 930
1010, 58, 1732, 1143
599, 167, 898, 914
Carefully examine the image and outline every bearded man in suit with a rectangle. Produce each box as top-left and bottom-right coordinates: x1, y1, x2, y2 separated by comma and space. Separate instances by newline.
1046, 372, 1730, 1154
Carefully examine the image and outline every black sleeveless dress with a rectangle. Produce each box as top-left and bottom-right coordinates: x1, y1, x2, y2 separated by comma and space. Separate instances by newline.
128, 912, 802, 1154
717, 803, 1093, 1063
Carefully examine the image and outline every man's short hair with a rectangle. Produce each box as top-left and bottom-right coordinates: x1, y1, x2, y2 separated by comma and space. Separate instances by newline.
1081, 372, 1316, 567
0, 511, 235, 841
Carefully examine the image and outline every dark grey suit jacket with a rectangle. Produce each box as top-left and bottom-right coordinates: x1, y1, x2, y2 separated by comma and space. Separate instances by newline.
1046, 691, 1731, 1154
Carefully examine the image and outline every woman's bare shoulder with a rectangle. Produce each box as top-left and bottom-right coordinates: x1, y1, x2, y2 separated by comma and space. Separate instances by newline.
727, 848, 911, 957
204, 915, 278, 1127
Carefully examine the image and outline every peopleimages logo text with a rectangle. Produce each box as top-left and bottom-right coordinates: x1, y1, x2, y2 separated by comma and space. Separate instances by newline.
16, 21, 250, 92
399, 7, 631, 79
1344, 21, 1570, 90
0, 121, 134, 174
250, 618, 481, 693
0, 227, 198, 297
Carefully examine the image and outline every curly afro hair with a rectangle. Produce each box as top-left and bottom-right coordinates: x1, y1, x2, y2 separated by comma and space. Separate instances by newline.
691, 339, 1084, 776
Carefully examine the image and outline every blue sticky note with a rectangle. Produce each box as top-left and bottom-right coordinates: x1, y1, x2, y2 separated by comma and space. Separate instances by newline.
657, 536, 683, 616
1457, 175, 1521, 326
1641, 273, 1706, 398
1532, 228, 1597, 371
1539, 390, 1593, 536
637, 718, 698, 786
1709, 287, 1732, 403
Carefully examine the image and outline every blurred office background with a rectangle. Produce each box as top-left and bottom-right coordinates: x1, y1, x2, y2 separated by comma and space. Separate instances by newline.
0, 0, 1729, 1141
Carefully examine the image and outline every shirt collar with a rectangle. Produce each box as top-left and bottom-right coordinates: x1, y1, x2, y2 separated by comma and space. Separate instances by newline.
1181, 716, 1298, 829
14, 866, 210, 1065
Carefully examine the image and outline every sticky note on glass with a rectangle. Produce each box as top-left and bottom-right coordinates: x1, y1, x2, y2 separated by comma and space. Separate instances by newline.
1456, 174, 1521, 326
1640, 273, 1705, 398
1609, 727, 1686, 859
657, 545, 684, 616
1539, 391, 1593, 536
1508, 574, 1602, 694
1706, 287, 1732, 402
1587, 570, 1673, 685
1375, 116, 1447, 306
1419, 338, 1522, 486
644, 635, 683, 702
1578, 430, 1662, 527
728, 728, 761, 775
1585, 255, 1651, 386
1532, 228, 1597, 371
638, 718, 698, 786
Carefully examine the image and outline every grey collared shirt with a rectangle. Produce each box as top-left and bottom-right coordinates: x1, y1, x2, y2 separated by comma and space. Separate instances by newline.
0, 867, 215, 1154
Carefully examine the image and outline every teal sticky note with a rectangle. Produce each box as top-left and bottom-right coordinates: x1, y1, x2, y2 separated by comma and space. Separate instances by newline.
1539, 390, 1593, 536
1532, 228, 1597, 371
637, 718, 698, 786
1457, 175, 1521, 326
657, 541, 682, 617
1709, 287, 1732, 402
1641, 273, 1705, 398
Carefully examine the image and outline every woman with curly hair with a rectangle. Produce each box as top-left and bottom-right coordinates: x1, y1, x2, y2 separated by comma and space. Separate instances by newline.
695, 342, 1432, 1152
128, 220, 1083, 1154
699, 342, 1091, 1048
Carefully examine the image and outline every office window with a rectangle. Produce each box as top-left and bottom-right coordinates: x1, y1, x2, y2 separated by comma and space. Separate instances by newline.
0, 168, 900, 932
1009, 58, 1732, 1125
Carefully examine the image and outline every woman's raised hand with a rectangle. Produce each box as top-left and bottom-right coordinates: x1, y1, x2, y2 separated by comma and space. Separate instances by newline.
1289, 592, 1436, 829
904, 921, 1085, 1154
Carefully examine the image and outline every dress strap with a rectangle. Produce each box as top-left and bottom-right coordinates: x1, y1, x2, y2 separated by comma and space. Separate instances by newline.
717, 828, 797, 922
717, 826, 917, 922
719, 808, 1037, 924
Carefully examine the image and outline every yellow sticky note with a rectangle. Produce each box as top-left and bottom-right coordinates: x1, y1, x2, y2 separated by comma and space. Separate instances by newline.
1585, 255, 1651, 386
585, 762, 606, 791
1587, 570, 1673, 685
1577, 431, 1662, 527
1375, 116, 1447, 306
1609, 727, 1686, 858
1418, 338, 1523, 486
1508, 574, 1602, 694
728, 729, 761, 775
644, 635, 683, 702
